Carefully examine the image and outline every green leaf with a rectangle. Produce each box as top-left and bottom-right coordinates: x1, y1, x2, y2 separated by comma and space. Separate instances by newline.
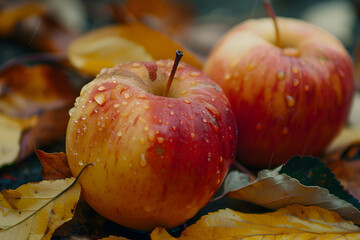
280, 155, 360, 210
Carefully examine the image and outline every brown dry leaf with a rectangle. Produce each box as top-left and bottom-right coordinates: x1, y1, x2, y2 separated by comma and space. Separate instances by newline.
113, 0, 194, 35
100, 236, 131, 240
0, 2, 45, 36
35, 149, 72, 180
0, 177, 81, 240
151, 205, 360, 240
0, 64, 77, 161
0, 113, 37, 167
67, 21, 203, 76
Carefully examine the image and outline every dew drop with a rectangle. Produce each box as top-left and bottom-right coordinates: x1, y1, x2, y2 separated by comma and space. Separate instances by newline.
202, 118, 207, 123
94, 93, 106, 105
139, 117, 147, 124
78, 161, 84, 166
276, 71, 286, 80
117, 131, 123, 137
190, 133, 195, 138
143, 104, 150, 109
247, 63, 256, 71
217, 178, 221, 184
243, 75, 250, 82
282, 127, 289, 135
172, 126, 177, 131
137, 94, 146, 99
190, 72, 201, 77
211, 123, 219, 133
147, 131, 155, 141
304, 85, 310, 91
282, 48, 300, 57
169, 111, 175, 116
98, 85, 107, 91
180, 89, 188, 95
121, 101, 128, 105
293, 79, 300, 87
144, 126, 149, 131
121, 112, 129, 118
157, 137, 165, 144
139, 153, 147, 167
224, 73, 231, 80
184, 99, 191, 104
132, 62, 141, 68
139, 137, 146, 145
124, 92, 130, 99
69, 108, 75, 116
113, 103, 120, 108
291, 65, 299, 74
286, 95, 295, 107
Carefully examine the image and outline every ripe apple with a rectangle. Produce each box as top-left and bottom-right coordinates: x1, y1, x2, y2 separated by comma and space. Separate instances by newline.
66, 52, 237, 231
204, 17, 355, 168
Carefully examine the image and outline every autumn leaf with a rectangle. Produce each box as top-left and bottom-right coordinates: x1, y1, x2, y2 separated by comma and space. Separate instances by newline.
67, 21, 203, 76
151, 205, 360, 240
100, 236, 131, 240
0, 113, 37, 168
0, 2, 45, 36
0, 64, 78, 163
35, 149, 72, 180
216, 156, 360, 224
0, 177, 81, 240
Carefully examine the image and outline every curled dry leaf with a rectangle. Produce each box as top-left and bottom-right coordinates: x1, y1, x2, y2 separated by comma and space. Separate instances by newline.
0, 64, 78, 163
99, 236, 130, 240
0, 177, 81, 240
67, 21, 203, 76
151, 205, 360, 240
0, 2, 45, 36
35, 149, 72, 180
216, 156, 360, 224
111, 0, 194, 35
0, 113, 37, 167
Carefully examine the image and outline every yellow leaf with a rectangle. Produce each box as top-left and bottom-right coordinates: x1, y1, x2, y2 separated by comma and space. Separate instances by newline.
0, 177, 81, 240
99, 236, 131, 240
67, 22, 203, 76
151, 205, 360, 240
0, 113, 37, 167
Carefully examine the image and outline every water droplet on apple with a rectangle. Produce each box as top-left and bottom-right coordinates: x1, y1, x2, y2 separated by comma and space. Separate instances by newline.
172, 126, 177, 131
157, 137, 165, 144
98, 85, 107, 91
143, 104, 150, 109
139, 117, 147, 124
184, 99, 191, 104
291, 66, 299, 74
147, 131, 155, 141
169, 111, 175, 116
121, 101, 128, 105
304, 84, 310, 91
117, 131, 122, 137
139, 153, 147, 167
224, 73, 231, 80
94, 93, 106, 105
69, 107, 75, 116
132, 62, 141, 68
139, 137, 146, 145
123, 92, 130, 99
99, 68, 107, 75
243, 75, 250, 82
276, 71, 286, 81
293, 79, 300, 87
282, 127, 289, 135
202, 118, 207, 123
190, 72, 201, 77
282, 48, 300, 57
190, 133, 195, 138
216, 178, 221, 184
285, 95, 295, 107
82, 124, 87, 132
78, 161, 83, 166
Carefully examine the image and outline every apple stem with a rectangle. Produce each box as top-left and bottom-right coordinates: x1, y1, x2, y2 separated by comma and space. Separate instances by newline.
164, 50, 184, 97
264, 0, 282, 48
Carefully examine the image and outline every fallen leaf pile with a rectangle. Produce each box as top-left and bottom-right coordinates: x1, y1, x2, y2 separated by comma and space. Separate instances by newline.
151, 205, 360, 239
0, 177, 81, 240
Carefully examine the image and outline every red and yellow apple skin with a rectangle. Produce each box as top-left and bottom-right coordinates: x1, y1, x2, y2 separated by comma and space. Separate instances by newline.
66, 60, 237, 231
204, 17, 355, 168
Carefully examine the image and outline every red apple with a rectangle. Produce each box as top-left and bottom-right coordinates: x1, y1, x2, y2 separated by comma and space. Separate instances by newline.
204, 17, 355, 168
66, 53, 237, 231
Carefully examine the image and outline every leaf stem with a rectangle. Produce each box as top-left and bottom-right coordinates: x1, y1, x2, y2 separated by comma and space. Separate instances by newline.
264, 0, 282, 48
164, 50, 184, 97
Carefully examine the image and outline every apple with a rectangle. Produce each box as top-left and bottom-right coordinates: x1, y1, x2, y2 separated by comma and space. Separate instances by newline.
65, 51, 237, 231
204, 16, 355, 168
